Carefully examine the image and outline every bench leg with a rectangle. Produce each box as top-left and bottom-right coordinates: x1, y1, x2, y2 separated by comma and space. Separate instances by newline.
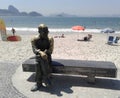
87, 74, 95, 84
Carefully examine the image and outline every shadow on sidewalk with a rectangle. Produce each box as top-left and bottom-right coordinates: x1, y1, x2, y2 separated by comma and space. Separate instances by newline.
27, 73, 120, 96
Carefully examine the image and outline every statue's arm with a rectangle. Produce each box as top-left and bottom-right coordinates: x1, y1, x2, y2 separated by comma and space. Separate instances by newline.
31, 37, 40, 55
45, 37, 54, 55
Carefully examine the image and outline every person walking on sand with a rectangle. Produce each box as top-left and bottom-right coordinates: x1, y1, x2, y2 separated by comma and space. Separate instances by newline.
31, 24, 54, 91
11, 28, 16, 36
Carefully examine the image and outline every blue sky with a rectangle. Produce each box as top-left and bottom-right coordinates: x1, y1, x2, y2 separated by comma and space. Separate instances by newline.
0, 0, 120, 16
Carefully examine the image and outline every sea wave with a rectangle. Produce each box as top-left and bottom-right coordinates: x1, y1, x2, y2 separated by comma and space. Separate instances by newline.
6, 27, 120, 34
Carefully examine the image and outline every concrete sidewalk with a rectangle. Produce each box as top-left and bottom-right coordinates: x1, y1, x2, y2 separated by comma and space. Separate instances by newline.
12, 64, 120, 98
0, 61, 27, 98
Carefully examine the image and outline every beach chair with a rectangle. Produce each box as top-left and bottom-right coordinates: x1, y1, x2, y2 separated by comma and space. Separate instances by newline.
107, 36, 114, 44
114, 37, 120, 43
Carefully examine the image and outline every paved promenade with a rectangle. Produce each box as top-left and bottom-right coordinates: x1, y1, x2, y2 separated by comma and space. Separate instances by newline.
0, 60, 120, 98
0, 61, 27, 98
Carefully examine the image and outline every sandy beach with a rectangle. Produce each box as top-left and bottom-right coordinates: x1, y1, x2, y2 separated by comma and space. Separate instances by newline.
0, 32, 120, 98
1, 32, 120, 67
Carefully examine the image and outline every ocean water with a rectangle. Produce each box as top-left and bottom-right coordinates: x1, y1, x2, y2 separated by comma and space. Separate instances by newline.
1, 16, 120, 34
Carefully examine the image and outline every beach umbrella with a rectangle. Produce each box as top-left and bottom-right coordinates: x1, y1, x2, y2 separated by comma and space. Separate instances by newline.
72, 25, 85, 31
101, 28, 115, 33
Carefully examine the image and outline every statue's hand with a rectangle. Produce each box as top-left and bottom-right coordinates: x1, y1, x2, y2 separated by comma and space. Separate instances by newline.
34, 49, 41, 55
39, 51, 48, 60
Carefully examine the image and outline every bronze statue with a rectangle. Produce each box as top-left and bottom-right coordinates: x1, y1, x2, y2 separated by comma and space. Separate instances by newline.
31, 24, 54, 91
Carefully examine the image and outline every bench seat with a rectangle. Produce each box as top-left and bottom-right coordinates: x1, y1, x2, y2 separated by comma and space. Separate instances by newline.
22, 57, 117, 83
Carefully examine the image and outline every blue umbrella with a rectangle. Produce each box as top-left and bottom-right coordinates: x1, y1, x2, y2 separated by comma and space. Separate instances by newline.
101, 28, 115, 33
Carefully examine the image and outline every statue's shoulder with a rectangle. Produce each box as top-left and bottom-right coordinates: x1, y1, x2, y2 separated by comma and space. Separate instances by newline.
48, 36, 54, 42
31, 35, 39, 42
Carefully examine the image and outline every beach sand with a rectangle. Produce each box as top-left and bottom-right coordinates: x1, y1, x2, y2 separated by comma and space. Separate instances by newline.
1, 32, 120, 67
0, 32, 120, 98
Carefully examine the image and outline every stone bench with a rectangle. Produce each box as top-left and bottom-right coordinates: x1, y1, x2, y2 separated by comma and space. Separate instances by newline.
22, 57, 117, 83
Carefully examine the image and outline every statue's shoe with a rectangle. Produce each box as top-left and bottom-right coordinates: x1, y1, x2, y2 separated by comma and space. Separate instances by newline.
42, 79, 52, 88
31, 83, 42, 92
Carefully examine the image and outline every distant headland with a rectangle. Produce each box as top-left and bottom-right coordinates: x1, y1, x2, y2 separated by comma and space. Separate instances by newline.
0, 5, 76, 17
0, 5, 120, 17
0, 5, 43, 16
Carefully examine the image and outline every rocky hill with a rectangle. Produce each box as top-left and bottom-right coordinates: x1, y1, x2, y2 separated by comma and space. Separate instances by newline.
49, 12, 77, 17
0, 5, 43, 16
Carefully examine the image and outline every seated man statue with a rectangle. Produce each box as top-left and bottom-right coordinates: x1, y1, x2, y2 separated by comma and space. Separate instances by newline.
31, 24, 54, 91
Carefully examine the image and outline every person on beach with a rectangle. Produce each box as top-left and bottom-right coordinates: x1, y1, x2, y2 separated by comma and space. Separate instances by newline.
31, 24, 54, 91
11, 28, 16, 36
77, 34, 92, 41
54, 34, 65, 38
61, 34, 65, 38
83, 34, 92, 41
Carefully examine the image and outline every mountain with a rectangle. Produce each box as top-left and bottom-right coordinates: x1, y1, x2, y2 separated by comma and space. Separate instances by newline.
0, 5, 43, 16
49, 12, 77, 17
28, 11, 42, 16
8, 5, 20, 15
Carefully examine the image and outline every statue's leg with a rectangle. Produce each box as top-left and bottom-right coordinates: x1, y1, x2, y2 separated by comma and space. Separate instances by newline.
35, 56, 42, 85
35, 63, 42, 84
31, 56, 42, 91
48, 55, 52, 73
40, 59, 49, 78
40, 58, 51, 87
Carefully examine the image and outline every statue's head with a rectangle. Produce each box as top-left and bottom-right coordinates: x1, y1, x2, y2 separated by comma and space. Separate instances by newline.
38, 24, 49, 38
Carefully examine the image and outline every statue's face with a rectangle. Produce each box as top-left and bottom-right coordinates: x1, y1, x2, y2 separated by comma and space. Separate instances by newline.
38, 28, 48, 38
40, 32, 48, 38
38, 25, 49, 38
